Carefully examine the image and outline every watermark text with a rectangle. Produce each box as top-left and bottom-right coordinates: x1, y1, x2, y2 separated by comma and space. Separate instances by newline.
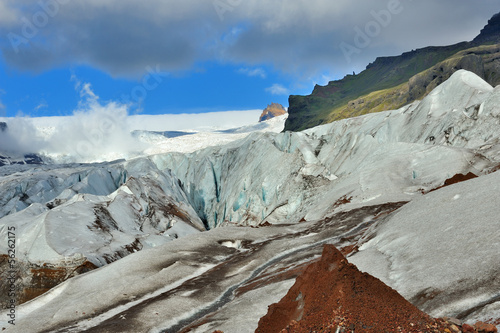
213, 0, 242, 21
339, 0, 409, 63
8, 0, 69, 53
5, 226, 17, 326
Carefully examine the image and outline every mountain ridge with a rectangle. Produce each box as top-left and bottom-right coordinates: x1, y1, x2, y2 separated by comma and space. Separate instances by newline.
285, 12, 500, 131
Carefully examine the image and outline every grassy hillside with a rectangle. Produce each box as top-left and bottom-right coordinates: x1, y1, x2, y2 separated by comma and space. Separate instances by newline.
324, 44, 500, 123
284, 14, 500, 132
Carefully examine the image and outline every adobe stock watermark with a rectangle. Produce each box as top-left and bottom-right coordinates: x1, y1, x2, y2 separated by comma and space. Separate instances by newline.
7, 0, 69, 54
5, 226, 17, 326
339, 0, 411, 64
213, 0, 242, 21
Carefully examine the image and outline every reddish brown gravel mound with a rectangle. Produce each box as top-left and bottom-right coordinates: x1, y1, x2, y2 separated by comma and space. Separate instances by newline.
429, 172, 478, 193
255, 245, 462, 333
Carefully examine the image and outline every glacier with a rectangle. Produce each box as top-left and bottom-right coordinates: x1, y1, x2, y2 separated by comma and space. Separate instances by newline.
350, 169, 500, 321
0, 70, 500, 331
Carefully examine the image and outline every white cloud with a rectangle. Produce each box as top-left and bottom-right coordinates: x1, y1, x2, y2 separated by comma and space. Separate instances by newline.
237, 67, 267, 79
34, 100, 48, 112
0, 117, 46, 155
0, 76, 262, 160
0, 0, 497, 78
0, 107, 263, 162
0, 1, 19, 26
0, 84, 147, 161
0, 90, 5, 116
79, 83, 98, 101
266, 84, 289, 96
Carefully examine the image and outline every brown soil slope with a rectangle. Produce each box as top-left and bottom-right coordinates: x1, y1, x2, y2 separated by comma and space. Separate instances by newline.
256, 245, 458, 333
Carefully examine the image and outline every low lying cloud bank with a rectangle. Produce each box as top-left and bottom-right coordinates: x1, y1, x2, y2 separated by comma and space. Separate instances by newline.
0, 85, 262, 163
0, 82, 145, 162
0, 117, 46, 155
1, 98, 147, 163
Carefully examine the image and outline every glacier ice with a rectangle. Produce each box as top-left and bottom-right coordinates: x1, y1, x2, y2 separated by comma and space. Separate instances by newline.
2, 69, 500, 269
1, 70, 500, 331
350, 170, 500, 322
0, 159, 204, 268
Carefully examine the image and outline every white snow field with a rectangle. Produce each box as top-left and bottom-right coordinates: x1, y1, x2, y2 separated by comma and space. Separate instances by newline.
0, 70, 499, 331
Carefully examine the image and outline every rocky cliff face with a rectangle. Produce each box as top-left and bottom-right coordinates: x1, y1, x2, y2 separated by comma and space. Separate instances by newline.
259, 103, 287, 122
474, 13, 500, 44
285, 12, 500, 132
407, 45, 500, 100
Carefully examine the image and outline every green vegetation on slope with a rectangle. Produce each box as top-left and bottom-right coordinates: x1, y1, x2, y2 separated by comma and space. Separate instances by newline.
286, 44, 469, 131
284, 13, 500, 132
327, 44, 500, 123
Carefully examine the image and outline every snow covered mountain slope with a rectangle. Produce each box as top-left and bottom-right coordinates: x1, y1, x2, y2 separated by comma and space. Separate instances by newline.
0, 158, 204, 266
1, 70, 500, 331
0, 114, 288, 309
0, 162, 126, 219
138, 113, 288, 155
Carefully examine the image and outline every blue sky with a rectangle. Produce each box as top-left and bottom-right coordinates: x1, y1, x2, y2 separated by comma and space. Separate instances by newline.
0, 0, 498, 118
0, 60, 294, 117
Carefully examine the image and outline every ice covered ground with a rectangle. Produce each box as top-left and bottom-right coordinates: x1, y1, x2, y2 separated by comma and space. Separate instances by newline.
137, 114, 287, 155
349, 169, 500, 324
0, 203, 401, 333
151, 70, 500, 229
0, 70, 500, 331
0, 158, 205, 266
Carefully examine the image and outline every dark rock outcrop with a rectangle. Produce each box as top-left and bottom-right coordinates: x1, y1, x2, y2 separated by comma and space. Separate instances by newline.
474, 13, 500, 44
0, 153, 45, 167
